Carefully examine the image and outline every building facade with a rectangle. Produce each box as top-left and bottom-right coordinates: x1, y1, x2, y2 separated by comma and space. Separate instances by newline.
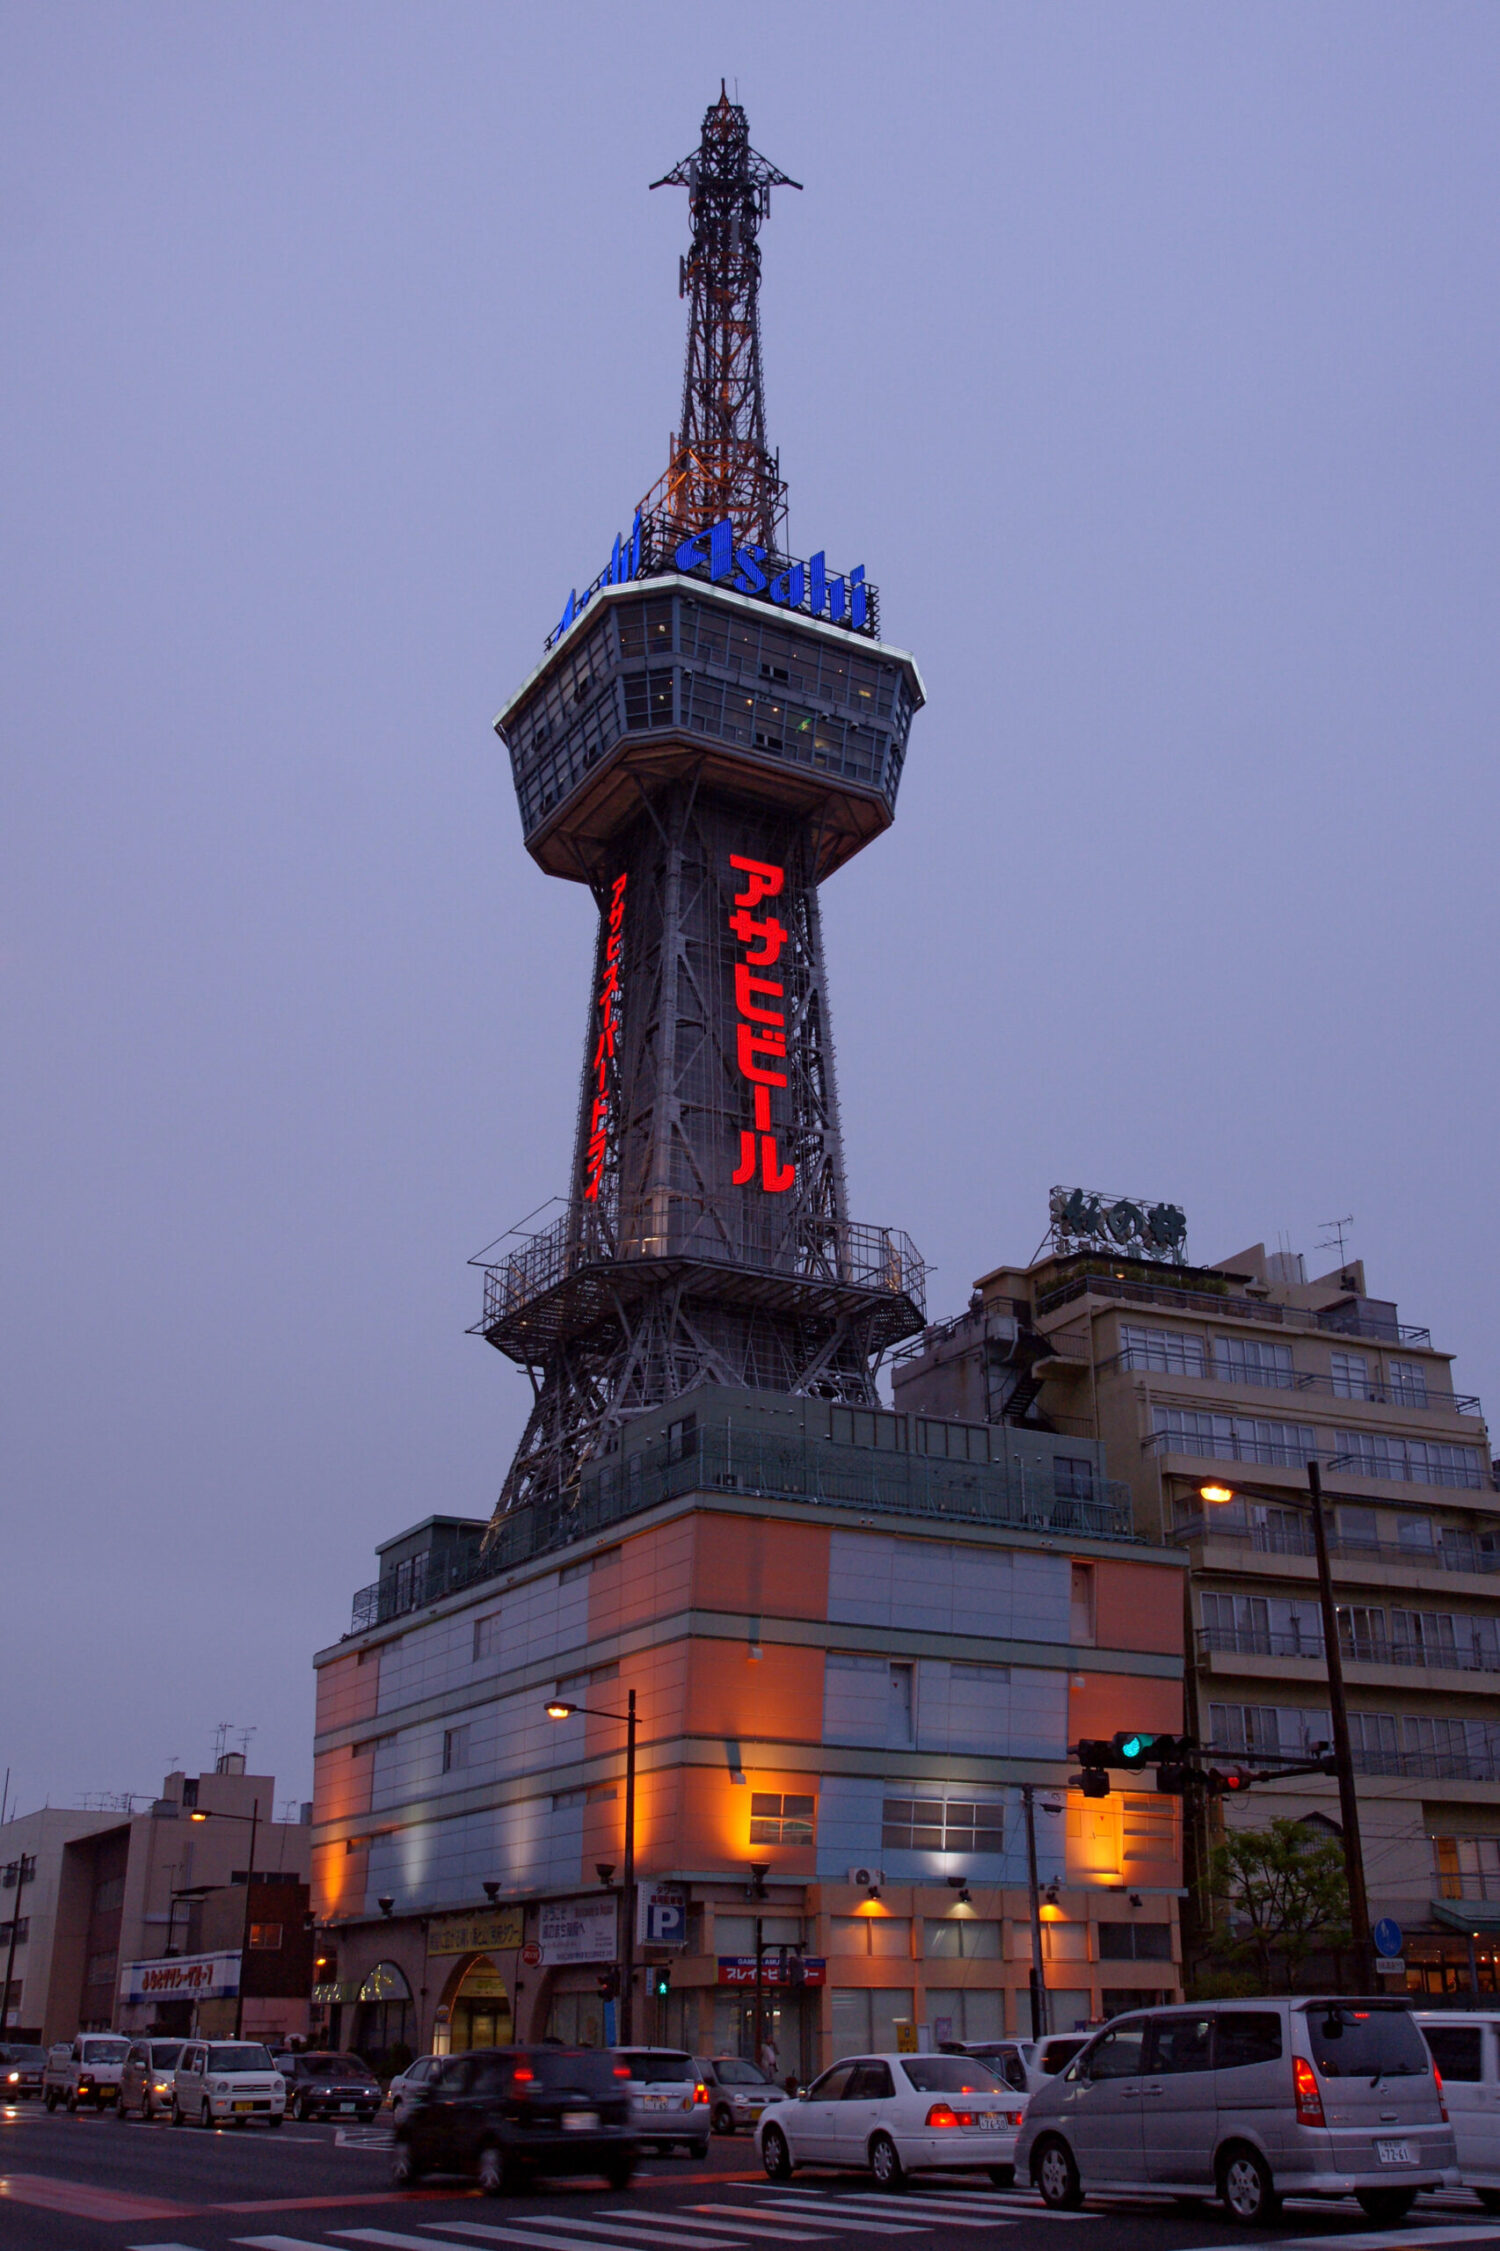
894, 1220, 1500, 1992
310, 1390, 1186, 2071
0, 1758, 311, 2043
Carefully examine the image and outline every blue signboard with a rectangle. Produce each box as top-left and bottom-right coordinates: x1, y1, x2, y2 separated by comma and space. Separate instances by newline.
1373, 1917, 1403, 1958
549, 512, 871, 648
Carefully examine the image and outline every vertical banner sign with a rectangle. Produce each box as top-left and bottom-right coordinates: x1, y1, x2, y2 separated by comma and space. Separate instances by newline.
584, 872, 628, 1202
728, 857, 795, 1194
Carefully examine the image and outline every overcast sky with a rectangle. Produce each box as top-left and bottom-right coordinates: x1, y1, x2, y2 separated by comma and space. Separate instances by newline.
4, 4, 1498, 1813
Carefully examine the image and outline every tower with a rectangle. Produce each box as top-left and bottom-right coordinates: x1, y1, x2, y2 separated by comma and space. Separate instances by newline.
479, 91, 926, 1536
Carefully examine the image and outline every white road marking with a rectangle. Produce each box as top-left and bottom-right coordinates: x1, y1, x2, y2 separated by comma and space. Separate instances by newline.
491, 2219, 748, 2248
416, 2227, 731, 2251
747, 2206, 928, 2235
235, 2237, 362, 2251
1159, 2233, 1500, 2251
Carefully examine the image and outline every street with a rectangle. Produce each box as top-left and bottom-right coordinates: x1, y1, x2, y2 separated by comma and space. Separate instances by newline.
7, 2103, 1500, 2251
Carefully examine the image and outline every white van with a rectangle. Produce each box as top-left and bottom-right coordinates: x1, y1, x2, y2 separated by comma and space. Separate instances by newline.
172, 2040, 285, 2128
1415, 2010, 1500, 2209
1016, 1997, 1458, 2225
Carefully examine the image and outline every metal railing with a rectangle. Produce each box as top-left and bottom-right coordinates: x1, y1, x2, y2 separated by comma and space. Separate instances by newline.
1036, 1267, 1432, 1348
477, 1208, 926, 1331
1204, 1740, 1500, 1785
1145, 1429, 1321, 1470
1171, 1515, 1500, 1575
1197, 1624, 1500, 1675
1098, 1351, 1479, 1418
349, 1413, 1137, 1634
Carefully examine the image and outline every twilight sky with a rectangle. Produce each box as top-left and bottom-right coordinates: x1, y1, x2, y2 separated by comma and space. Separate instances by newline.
3, 4, 1498, 1813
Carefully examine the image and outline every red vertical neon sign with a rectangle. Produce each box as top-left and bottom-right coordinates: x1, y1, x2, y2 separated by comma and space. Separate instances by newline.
728, 856, 795, 1194
583, 871, 627, 1202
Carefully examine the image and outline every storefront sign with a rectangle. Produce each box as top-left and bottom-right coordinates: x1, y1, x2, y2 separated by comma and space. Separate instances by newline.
119, 1951, 241, 2004
1048, 1185, 1187, 1264
546, 510, 873, 650
636, 1882, 687, 1948
583, 872, 628, 1203
428, 1907, 524, 1958
537, 1896, 618, 1966
728, 857, 794, 1194
717, 1955, 826, 1988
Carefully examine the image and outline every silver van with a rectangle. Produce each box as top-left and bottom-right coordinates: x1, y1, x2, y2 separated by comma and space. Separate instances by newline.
1415, 2010, 1500, 2208
1016, 1997, 1458, 2225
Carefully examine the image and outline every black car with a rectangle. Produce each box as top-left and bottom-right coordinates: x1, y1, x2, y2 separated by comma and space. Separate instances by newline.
0, 2045, 46, 2100
278, 2050, 382, 2121
393, 2044, 637, 2194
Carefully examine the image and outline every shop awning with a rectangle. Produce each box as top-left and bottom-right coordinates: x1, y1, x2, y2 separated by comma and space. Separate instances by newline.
1430, 1899, 1500, 1933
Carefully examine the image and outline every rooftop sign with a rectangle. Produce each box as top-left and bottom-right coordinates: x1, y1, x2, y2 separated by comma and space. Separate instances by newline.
547, 508, 877, 649
1049, 1185, 1188, 1265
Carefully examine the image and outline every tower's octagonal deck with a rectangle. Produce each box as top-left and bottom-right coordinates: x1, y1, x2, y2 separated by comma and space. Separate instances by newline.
497, 577, 925, 883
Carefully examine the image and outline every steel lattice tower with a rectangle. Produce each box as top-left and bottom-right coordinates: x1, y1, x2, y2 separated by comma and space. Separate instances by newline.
478, 91, 925, 1538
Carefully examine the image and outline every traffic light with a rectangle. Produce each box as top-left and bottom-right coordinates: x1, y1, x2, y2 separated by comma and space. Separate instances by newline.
785, 1948, 807, 1989
1075, 1767, 1112, 1798
649, 1964, 672, 1999
1205, 1766, 1253, 1797
596, 1964, 622, 1998
1155, 1759, 1193, 1796
1113, 1730, 1157, 1768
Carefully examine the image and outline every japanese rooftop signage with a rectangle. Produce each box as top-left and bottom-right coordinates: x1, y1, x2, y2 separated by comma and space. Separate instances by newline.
1049, 1185, 1188, 1264
728, 855, 795, 1195
119, 1951, 241, 2003
548, 509, 871, 648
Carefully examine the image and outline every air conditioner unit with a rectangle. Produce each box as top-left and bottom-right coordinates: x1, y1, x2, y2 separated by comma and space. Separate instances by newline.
847, 1865, 884, 1888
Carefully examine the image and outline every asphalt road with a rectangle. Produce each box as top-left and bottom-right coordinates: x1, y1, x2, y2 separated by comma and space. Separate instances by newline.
6, 2100, 1500, 2251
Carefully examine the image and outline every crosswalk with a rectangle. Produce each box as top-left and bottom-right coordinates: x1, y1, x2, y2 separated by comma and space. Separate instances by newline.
121, 2181, 1500, 2251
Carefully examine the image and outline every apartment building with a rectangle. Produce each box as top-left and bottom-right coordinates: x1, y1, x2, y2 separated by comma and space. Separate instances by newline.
895, 1216, 1500, 1993
310, 1386, 1187, 2071
0, 1759, 311, 2043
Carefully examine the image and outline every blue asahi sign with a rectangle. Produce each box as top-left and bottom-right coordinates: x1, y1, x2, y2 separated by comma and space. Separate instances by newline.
550, 511, 870, 647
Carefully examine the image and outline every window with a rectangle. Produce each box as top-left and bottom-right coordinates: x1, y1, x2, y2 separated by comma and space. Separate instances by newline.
1070, 1563, 1096, 1645
923, 1918, 1001, 1958
926, 1991, 1005, 2048
887, 1663, 914, 1746
1085, 2021, 1147, 2079
1434, 1837, 1500, 1901
442, 1725, 470, 1773
846, 2061, 895, 2099
1098, 1922, 1173, 1961
1146, 2014, 1213, 2073
1331, 1353, 1373, 1399
1213, 1337, 1294, 1389
1337, 1604, 1386, 1658
1338, 1505, 1380, 1547
473, 1613, 500, 1661
1153, 1408, 1316, 1467
1208, 1704, 1281, 1756
1338, 1432, 1482, 1489
1347, 1710, 1399, 1764
1392, 1609, 1460, 1666
1398, 1514, 1435, 1552
831, 1914, 911, 1958
829, 1988, 915, 2059
85, 1952, 116, 1985
1119, 1326, 1205, 1377
1201, 1592, 1269, 1647
1216, 2012, 1282, 2068
1054, 1457, 1096, 1502
0, 1918, 27, 1947
1424, 2024, 1483, 2081
748, 1793, 815, 1846
248, 1924, 283, 1951
881, 1794, 1004, 1854
1388, 1359, 1430, 1406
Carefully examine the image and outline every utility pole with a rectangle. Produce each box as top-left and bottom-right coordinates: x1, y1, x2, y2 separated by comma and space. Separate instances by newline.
234, 1799, 260, 2040
1306, 1460, 1374, 1985
621, 1690, 637, 2044
1021, 1786, 1049, 2040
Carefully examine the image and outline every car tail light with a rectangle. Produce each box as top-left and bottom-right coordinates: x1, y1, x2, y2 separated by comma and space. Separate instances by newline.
1293, 2055, 1325, 2128
695, 2081, 710, 2103
1006, 2110, 1024, 2127
926, 2101, 976, 2128
1435, 2065, 1449, 2122
614, 2065, 631, 2078
512, 2067, 534, 2084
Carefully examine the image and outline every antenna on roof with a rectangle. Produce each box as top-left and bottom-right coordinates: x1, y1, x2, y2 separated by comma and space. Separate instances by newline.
1317, 1214, 1355, 1262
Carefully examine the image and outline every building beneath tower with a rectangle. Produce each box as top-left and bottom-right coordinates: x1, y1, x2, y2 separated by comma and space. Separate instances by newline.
308, 92, 1188, 2066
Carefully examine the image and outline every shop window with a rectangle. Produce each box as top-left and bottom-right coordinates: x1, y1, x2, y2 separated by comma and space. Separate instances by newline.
1098, 1922, 1172, 1961
748, 1793, 815, 1846
924, 1917, 1000, 1958
829, 1987, 914, 2058
830, 1915, 911, 1958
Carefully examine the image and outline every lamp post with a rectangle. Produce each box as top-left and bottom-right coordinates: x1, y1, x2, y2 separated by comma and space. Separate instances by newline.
189, 1800, 261, 2038
1195, 1459, 1374, 1987
546, 1690, 638, 2040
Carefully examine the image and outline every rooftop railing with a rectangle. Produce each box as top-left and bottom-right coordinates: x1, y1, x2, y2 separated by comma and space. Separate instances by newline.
1037, 1267, 1432, 1347
349, 1414, 1136, 1634
1096, 1351, 1479, 1417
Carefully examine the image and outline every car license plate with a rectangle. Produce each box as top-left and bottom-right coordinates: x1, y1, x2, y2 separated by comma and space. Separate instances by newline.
644, 2095, 667, 2111
233, 2100, 253, 2113
563, 2109, 599, 2131
1376, 2140, 1413, 2164
977, 2113, 1003, 2130
339, 2101, 356, 2113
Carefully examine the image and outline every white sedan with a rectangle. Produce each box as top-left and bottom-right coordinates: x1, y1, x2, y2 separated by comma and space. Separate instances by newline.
756, 2051, 1027, 2190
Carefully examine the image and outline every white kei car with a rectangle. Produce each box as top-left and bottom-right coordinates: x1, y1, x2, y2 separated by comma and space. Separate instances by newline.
756, 2051, 1027, 2190
172, 2040, 286, 2128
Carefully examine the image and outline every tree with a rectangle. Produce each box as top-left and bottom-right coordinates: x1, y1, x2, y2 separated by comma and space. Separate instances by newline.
1203, 1817, 1351, 1991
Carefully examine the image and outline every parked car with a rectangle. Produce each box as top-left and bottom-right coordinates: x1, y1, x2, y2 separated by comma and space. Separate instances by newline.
0, 2044, 46, 2099
172, 2039, 285, 2128
42, 2034, 130, 2111
1016, 1997, 1459, 2225
387, 2052, 443, 2123
612, 2046, 710, 2156
1415, 2010, 1500, 2209
945, 2035, 1087, 2093
391, 2044, 637, 2193
695, 2054, 786, 2136
278, 2049, 381, 2121
757, 2051, 1026, 2189
118, 2039, 185, 2121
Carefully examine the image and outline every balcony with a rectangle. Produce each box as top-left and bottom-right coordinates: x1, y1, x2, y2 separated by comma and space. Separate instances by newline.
1144, 1428, 1487, 1490
1197, 1624, 1500, 1677
1172, 1514, 1500, 1577
1098, 1352, 1480, 1418
1038, 1266, 1431, 1347
1204, 1740, 1500, 1785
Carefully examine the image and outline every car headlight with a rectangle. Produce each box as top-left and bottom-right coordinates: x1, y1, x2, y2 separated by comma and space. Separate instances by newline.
272, 2077, 284, 2093
210, 2080, 228, 2094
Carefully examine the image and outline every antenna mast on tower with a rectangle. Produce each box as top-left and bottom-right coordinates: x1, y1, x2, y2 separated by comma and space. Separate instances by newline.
641, 84, 801, 553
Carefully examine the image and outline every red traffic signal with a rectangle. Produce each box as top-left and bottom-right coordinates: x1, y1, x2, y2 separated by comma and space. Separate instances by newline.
1206, 1766, 1253, 1795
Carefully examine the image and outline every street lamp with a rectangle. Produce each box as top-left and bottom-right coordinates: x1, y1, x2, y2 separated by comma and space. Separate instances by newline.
189, 1800, 260, 2038
545, 1690, 638, 2039
1195, 1458, 1375, 1987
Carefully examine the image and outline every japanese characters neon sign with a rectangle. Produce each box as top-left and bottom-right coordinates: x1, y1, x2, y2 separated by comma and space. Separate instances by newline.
583, 871, 628, 1203
728, 856, 795, 1195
